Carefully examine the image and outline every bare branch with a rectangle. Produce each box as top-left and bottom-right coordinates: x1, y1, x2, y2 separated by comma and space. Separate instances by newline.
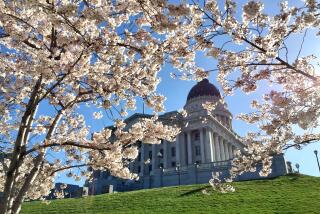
283, 138, 319, 150
25, 141, 111, 155
49, 164, 89, 176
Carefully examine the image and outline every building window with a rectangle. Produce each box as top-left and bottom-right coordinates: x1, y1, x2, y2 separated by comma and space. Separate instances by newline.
103, 171, 109, 179
138, 166, 141, 173
93, 170, 101, 178
171, 161, 176, 167
149, 151, 152, 159
171, 147, 176, 157
195, 145, 201, 156
194, 132, 200, 141
137, 141, 142, 148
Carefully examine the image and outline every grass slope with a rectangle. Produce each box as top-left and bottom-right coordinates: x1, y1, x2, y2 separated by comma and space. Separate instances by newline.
22, 174, 320, 214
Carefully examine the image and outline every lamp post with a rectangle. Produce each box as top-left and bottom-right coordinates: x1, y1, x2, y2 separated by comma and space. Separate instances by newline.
148, 160, 152, 189
176, 163, 181, 185
160, 167, 164, 187
295, 163, 300, 173
157, 151, 163, 158
314, 150, 320, 173
157, 151, 163, 167
92, 178, 97, 195
157, 151, 163, 187
194, 162, 199, 184
144, 159, 152, 189
149, 170, 153, 189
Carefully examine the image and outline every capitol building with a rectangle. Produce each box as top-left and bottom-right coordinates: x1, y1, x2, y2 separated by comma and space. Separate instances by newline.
87, 79, 287, 194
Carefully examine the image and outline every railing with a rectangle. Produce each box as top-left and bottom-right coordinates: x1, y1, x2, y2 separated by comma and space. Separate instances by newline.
163, 168, 176, 173
198, 160, 230, 169
162, 160, 231, 174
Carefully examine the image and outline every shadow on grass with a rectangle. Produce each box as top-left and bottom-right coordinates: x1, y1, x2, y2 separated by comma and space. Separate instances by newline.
179, 187, 207, 197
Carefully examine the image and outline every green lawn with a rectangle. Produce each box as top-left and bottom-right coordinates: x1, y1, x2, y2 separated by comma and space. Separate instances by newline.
22, 174, 320, 214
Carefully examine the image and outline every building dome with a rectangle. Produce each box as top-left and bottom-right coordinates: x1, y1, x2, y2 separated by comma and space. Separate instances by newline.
187, 79, 221, 101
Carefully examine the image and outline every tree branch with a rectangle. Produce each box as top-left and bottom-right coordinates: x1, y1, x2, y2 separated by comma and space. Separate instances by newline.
49, 164, 89, 176
38, 51, 84, 102
25, 141, 111, 155
283, 138, 319, 150
241, 37, 317, 81
197, 5, 318, 81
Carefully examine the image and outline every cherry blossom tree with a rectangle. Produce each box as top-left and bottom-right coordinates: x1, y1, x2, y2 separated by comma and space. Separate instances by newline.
183, 0, 320, 180
1, 0, 320, 213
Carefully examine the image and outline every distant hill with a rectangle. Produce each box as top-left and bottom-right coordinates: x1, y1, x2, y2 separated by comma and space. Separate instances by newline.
22, 174, 320, 214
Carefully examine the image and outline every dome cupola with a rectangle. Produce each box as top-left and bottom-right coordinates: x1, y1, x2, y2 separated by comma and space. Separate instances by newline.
187, 79, 221, 101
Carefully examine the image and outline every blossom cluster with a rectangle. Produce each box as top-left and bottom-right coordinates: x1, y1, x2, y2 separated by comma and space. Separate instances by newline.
204, 172, 235, 194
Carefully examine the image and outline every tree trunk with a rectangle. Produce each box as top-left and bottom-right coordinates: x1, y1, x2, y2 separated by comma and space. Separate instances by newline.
11, 155, 45, 214
0, 78, 42, 214
1, 107, 63, 214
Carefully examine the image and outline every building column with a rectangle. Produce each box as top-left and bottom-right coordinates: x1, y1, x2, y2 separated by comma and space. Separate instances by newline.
210, 130, 216, 162
152, 144, 157, 171
214, 133, 221, 161
219, 136, 225, 161
175, 134, 181, 166
224, 140, 230, 160
140, 143, 145, 175
206, 127, 214, 162
187, 131, 192, 165
199, 128, 206, 163
180, 133, 187, 166
163, 140, 168, 168
232, 145, 237, 157
228, 144, 233, 159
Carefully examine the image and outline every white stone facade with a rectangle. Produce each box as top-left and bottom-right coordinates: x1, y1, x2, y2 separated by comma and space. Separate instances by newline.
87, 80, 287, 194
